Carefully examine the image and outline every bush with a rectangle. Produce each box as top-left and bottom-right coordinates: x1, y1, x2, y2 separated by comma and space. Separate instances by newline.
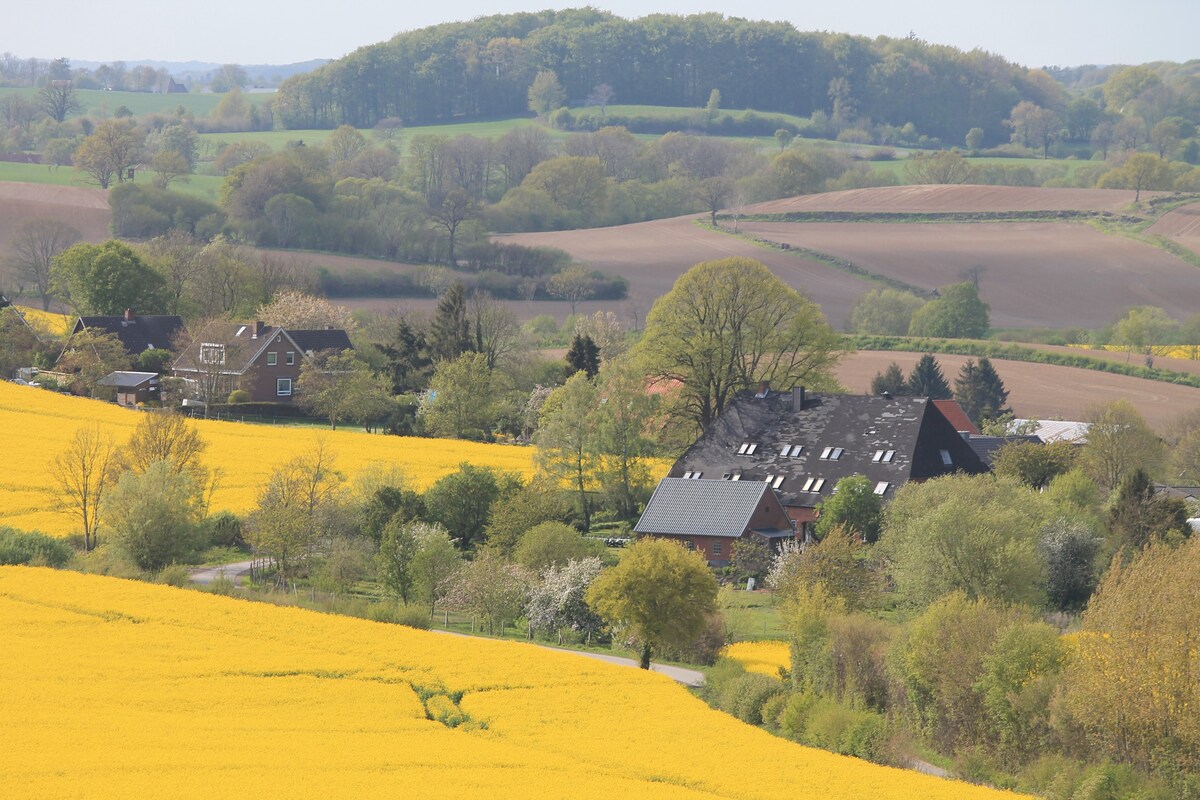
205, 512, 245, 548
702, 656, 748, 704
784, 693, 888, 762
759, 691, 790, 730
366, 601, 431, 628
0, 526, 74, 568
720, 673, 786, 724
157, 563, 191, 587
227, 389, 250, 404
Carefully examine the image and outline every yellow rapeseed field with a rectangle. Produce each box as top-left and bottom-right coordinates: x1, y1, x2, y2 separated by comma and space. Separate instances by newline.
14, 304, 73, 336
0, 567, 1029, 799
0, 381, 535, 536
724, 640, 792, 678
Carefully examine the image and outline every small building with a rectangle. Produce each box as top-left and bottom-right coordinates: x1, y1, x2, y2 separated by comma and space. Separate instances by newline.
96, 371, 161, 407
666, 388, 989, 535
634, 477, 796, 567
171, 320, 353, 404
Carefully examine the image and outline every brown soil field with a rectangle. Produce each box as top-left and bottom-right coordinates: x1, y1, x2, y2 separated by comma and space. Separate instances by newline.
745, 184, 1159, 215
0, 182, 110, 254
840, 350, 1200, 432
499, 217, 871, 326
1146, 202, 1200, 252
741, 220, 1200, 328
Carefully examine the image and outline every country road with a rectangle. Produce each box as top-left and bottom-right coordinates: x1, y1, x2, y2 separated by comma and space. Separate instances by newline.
188, 560, 258, 585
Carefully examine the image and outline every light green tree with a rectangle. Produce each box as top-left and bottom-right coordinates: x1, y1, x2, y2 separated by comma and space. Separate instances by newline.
907, 282, 989, 339
1078, 399, 1164, 492
639, 257, 842, 431
1097, 154, 1174, 202
420, 352, 495, 439
410, 523, 463, 618
536, 371, 601, 530
106, 461, 204, 571
814, 475, 883, 543
1111, 305, 1177, 363
849, 288, 925, 335
376, 518, 420, 604
586, 537, 719, 669
527, 70, 566, 116
514, 521, 602, 572
593, 358, 658, 519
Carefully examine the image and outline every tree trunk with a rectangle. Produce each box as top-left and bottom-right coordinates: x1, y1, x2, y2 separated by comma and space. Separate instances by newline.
640, 641, 652, 670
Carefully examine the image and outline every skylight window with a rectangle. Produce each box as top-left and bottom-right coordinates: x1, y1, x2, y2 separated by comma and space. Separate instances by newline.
722, 471, 743, 481
682, 471, 703, 479
801, 477, 825, 492
780, 445, 792, 457
772, 476, 785, 489
737, 442, 759, 455
940, 449, 953, 466
812, 478, 825, 492
820, 447, 844, 461
874, 481, 890, 496
872, 449, 896, 463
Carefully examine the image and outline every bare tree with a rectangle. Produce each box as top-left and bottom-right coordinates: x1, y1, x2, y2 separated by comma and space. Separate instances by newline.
170, 319, 256, 413
39, 80, 80, 123
547, 266, 595, 317
49, 426, 117, 552
6, 218, 81, 310
427, 189, 477, 266
470, 291, 524, 369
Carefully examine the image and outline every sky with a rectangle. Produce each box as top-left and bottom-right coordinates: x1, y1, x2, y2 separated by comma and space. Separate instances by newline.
9, 0, 1198, 69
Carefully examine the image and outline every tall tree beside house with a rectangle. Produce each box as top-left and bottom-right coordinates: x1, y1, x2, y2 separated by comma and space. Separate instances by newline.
953, 357, 1010, 426
639, 257, 842, 431
1105, 468, 1190, 554
565, 334, 600, 378
586, 537, 719, 669
51, 240, 169, 316
257, 291, 357, 333
904, 354, 952, 399
429, 283, 472, 362
536, 371, 601, 530
1079, 399, 1164, 493
593, 358, 659, 520
297, 349, 393, 430
56, 329, 131, 397
814, 475, 883, 544
420, 352, 495, 439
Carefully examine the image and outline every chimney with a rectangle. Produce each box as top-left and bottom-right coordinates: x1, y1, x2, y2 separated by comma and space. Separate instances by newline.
755, 381, 770, 399
792, 386, 806, 412
252, 321, 265, 338
124, 309, 133, 321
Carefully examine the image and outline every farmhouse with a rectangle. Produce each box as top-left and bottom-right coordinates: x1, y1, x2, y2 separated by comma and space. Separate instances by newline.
172, 320, 353, 404
665, 387, 988, 533
634, 477, 795, 566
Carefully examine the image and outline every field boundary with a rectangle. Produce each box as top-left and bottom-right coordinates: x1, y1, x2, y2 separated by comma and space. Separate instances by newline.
847, 335, 1200, 389
723, 209, 1137, 225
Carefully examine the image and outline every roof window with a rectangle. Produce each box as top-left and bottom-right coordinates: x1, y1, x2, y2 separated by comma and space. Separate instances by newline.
874, 481, 890, 496
872, 449, 896, 463
780, 444, 803, 458
722, 471, 743, 481
939, 449, 953, 466
737, 442, 759, 455
772, 475, 785, 489
682, 471, 703, 479
820, 447, 844, 460
801, 477, 826, 493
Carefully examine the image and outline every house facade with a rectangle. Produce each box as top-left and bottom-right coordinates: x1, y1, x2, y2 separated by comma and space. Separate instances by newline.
634, 478, 796, 567
172, 321, 353, 404
666, 388, 989, 533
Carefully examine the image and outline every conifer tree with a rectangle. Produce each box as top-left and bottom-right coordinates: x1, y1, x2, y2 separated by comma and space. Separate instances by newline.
954, 357, 1010, 425
565, 334, 600, 378
870, 362, 907, 395
904, 353, 951, 399
429, 283, 472, 362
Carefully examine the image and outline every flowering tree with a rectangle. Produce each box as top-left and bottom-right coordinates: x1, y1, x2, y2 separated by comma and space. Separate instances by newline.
526, 556, 605, 644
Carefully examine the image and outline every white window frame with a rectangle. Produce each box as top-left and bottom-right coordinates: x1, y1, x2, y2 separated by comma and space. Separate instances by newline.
812, 478, 825, 492
266, 352, 277, 366
802, 477, 815, 492
874, 481, 890, 496
277, 378, 293, 397
199, 342, 225, 365
820, 447, 844, 461
286, 351, 296, 366
712, 541, 722, 556
772, 476, 785, 489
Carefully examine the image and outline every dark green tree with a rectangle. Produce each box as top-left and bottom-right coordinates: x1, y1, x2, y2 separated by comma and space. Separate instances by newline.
869, 362, 906, 396
423, 463, 520, 549
51, 240, 169, 315
565, 333, 600, 378
908, 282, 990, 339
429, 283, 472, 362
374, 318, 432, 393
1038, 519, 1102, 612
953, 357, 1010, 426
904, 354, 952, 399
1106, 468, 1190, 553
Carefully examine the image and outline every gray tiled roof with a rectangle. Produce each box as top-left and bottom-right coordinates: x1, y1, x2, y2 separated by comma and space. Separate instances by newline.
289, 329, 353, 354
634, 478, 770, 539
75, 315, 185, 356
965, 434, 1043, 467
96, 371, 159, 388
668, 390, 988, 507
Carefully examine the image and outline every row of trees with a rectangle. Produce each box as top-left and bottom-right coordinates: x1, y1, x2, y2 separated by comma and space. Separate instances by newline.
870, 353, 1010, 427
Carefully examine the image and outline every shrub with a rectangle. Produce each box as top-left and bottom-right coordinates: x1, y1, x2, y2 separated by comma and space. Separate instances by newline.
702, 656, 747, 704
227, 389, 250, 404
720, 673, 786, 724
157, 563, 191, 587
759, 691, 790, 730
367, 602, 431, 629
0, 526, 74, 568
205, 512, 245, 548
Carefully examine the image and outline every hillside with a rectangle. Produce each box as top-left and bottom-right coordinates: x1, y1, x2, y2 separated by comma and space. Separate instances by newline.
0, 381, 534, 536
0, 182, 111, 257
0, 566, 1027, 799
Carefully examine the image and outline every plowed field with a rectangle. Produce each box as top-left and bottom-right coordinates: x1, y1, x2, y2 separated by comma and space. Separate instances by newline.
744, 184, 1159, 215
0, 182, 110, 252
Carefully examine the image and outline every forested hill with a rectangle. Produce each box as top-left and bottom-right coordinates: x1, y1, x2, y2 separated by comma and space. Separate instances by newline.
273, 9, 1057, 143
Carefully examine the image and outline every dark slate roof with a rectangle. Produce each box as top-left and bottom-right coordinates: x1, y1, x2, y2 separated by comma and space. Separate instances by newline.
668, 390, 988, 507
1156, 484, 1200, 501
634, 478, 771, 539
288, 329, 353, 354
74, 315, 185, 355
96, 371, 159, 388
965, 434, 1043, 467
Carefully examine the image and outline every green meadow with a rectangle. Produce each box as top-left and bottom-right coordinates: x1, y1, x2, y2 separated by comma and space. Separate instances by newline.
0, 87, 272, 119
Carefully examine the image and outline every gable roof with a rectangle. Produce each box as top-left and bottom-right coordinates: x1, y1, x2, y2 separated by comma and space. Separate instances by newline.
964, 434, 1043, 467
73, 314, 185, 356
635, 478, 773, 539
288, 329, 354, 354
668, 390, 988, 507
932, 399, 981, 435
96, 371, 159, 388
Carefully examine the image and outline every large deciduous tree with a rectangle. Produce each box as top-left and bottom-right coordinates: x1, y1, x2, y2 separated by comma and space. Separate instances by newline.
49, 426, 117, 552
420, 352, 495, 439
639, 257, 841, 431
535, 371, 601, 530
1079, 399, 1163, 493
106, 461, 205, 571
51, 240, 168, 315
73, 120, 146, 189
6, 218, 80, 310
907, 282, 989, 339
586, 537, 719, 669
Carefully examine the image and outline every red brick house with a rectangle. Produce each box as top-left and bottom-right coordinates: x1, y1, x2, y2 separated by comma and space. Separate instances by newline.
634, 478, 796, 567
171, 320, 353, 404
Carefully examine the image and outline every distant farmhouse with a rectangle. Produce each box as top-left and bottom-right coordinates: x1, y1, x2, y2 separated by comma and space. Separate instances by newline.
65, 310, 185, 361
652, 387, 989, 550
172, 320, 352, 404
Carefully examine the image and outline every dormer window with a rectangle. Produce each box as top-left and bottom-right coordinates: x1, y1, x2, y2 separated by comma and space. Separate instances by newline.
940, 449, 953, 466
737, 442, 759, 455
872, 449, 896, 463
820, 447, 844, 461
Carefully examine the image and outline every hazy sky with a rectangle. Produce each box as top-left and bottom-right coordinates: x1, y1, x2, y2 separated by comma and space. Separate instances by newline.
11, 0, 1198, 68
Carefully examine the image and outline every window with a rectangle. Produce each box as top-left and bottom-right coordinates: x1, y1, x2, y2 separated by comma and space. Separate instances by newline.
872, 449, 896, 463
802, 477, 826, 492
812, 478, 825, 492
682, 471, 703, 479
723, 471, 743, 481
820, 447, 844, 460
199, 343, 225, 365
940, 449, 953, 466
712, 541, 722, 556
266, 352, 277, 366
781, 444, 803, 457
790, 445, 803, 457
780, 444, 792, 457
874, 481, 890, 496
286, 351, 295, 365
277, 378, 292, 397
772, 476, 785, 489
802, 477, 815, 492
684, 540, 696, 551
737, 442, 759, 455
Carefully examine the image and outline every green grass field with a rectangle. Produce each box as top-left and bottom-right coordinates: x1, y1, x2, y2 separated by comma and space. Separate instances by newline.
0, 87, 273, 120
868, 154, 1098, 179
0, 161, 222, 200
